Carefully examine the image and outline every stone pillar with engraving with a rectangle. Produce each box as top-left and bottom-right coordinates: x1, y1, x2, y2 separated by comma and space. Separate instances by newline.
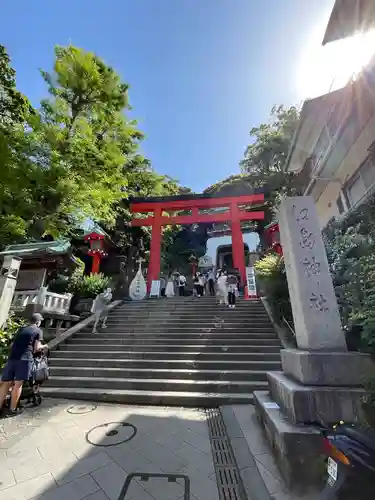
254, 196, 374, 489
0, 256, 22, 328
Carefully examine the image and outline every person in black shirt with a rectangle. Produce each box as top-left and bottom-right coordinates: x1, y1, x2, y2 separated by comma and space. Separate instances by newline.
0, 313, 47, 414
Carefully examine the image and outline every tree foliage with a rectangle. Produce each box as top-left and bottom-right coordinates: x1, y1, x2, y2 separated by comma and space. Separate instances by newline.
323, 194, 375, 353
28, 45, 144, 237
0, 45, 32, 127
0, 45, 180, 248
240, 105, 300, 233
0, 45, 37, 244
204, 106, 300, 246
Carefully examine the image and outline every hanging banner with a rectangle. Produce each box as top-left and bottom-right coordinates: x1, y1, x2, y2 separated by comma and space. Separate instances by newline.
198, 255, 213, 268
129, 268, 147, 300
246, 266, 257, 298
149, 280, 160, 297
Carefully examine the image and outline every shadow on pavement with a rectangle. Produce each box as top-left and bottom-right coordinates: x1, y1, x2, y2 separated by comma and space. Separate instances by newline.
0, 399, 219, 500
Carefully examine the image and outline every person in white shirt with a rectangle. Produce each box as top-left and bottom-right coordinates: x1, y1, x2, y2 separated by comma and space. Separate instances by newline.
207, 269, 215, 296
216, 270, 228, 305
159, 276, 166, 297
166, 273, 175, 297
198, 273, 205, 296
92, 288, 112, 333
178, 274, 187, 296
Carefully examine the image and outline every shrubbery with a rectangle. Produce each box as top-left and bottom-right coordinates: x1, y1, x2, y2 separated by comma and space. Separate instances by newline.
254, 253, 292, 325
67, 272, 110, 299
323, 193, 375, 354
0, 314, 25, 368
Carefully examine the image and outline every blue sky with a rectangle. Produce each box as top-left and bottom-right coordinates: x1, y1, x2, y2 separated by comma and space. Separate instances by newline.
2, 0, 334, 193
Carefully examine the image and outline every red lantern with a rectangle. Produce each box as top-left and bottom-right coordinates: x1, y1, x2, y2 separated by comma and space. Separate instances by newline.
84, 231, 108, 274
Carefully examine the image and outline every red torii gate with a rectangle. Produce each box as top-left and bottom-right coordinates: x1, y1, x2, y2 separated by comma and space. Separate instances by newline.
130, 193, 265, 291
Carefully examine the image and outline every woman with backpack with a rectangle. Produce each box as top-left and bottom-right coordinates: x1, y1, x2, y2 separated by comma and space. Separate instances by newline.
227, 272, 239, 308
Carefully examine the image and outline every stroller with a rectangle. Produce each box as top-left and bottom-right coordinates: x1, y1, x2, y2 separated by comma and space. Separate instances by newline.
4, 350, 49, 409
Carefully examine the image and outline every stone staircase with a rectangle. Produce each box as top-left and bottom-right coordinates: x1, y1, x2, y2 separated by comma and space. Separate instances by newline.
43, 297, 282, 406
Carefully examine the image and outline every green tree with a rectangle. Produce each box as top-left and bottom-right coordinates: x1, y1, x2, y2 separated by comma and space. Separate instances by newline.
205, 105, 300, 247
240, 105, 300, 241
0, 45, 32, 127
0, 45, 37, 245
27, 45, 144, 237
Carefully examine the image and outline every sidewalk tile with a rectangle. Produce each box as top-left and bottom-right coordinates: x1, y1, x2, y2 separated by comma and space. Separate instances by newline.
53, 451, 113, 485
140, 476, 184, 500
106, 446, 153, 473
13, 452, 77, 483
256, 461, 284, 496
79, 490, 109, 500
255, 453, 283, 482
1, 472, 56, 500
180, 463, 219, 500
91, 462, 127, 500
34, 474, 100, 500
0, 469, 16, 491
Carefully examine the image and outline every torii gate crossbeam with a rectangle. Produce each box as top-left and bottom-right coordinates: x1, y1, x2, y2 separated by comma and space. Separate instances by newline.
130, 193, 265, 291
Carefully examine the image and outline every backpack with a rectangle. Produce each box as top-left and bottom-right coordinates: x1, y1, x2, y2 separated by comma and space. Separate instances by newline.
31, 355, 49, 384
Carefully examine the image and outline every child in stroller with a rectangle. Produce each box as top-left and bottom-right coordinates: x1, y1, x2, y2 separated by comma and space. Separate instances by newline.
4, 350, 49, 409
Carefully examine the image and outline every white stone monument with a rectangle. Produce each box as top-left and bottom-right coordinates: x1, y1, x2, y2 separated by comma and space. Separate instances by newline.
263, 196, 374, 424
278, 196, 346, 350
253, 196, 375, 489
0, 256, 22, 328
129, 257, 147, 301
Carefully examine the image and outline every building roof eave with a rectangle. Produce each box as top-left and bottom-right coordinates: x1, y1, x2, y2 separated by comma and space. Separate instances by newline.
285, 88, 346, 173
323, 0, 375, 45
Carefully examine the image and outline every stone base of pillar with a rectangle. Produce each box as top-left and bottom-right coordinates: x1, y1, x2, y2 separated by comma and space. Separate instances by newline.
281, 348, 375, 386
268, 370, 366, 424
254, 390, 325, 492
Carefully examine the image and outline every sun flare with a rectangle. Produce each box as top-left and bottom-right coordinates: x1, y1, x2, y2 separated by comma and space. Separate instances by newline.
296, 28, 375, 100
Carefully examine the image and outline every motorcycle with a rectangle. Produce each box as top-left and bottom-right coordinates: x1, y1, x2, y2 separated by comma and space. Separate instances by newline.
319, 422, 375, 499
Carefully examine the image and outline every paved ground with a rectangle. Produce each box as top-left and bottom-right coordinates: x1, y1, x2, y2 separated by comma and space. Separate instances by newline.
0, 399, 219, 500
231, 405, 315, 500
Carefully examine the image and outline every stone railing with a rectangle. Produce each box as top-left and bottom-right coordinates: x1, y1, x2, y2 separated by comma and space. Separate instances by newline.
48, 300, 123, 350
11, 287, 72, 315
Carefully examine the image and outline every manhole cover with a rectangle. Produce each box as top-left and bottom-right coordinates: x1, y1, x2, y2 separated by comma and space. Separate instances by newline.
66, 404, 97, 415
105, 429, 118, 437
86, 422, 136, 447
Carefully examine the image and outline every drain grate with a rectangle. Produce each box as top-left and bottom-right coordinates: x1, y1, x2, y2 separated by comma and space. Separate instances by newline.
206, 409, 246, 500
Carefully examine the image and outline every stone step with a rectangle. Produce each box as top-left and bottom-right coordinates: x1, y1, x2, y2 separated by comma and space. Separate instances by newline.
112, 307, 263, 313
102, 324, 272, 330
51, 357, 281, 370
104, 317, 270, 323
46, 375, 268, 393
110, 308, 268, 315
45, 296, 278, 407
61, 342, 280, 353
41, 386, 255, 406
50, 366, 269, 381
81, 327, 276, 334
107, 315, 270, 322
66, 341, 280, 353
109, 313, 269, 319
111, 306, 268, 318
51, 349, 281, 361
116, 298, 262, 304
71, 335, 280, 346
112, 302, 265, 308
74, 332, 278, 339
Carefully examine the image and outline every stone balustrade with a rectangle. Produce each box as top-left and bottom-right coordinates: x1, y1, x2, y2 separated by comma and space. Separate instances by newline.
11, 287, 72, 315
